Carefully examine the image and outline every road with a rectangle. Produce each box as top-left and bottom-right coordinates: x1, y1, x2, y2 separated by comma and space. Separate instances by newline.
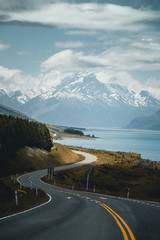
0, 151, 160, 240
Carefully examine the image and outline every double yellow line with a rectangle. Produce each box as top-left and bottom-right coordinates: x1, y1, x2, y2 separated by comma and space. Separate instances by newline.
100, 203, 136, 240
63, 191, 136, 239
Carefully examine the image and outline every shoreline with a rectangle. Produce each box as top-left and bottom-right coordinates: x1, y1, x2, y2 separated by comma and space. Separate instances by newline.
53, 128, 160, 162
84, 127, 160, 133
53, 138, 160, 163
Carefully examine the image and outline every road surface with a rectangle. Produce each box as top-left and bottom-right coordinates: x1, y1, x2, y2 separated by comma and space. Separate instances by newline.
0, 151, 160, 240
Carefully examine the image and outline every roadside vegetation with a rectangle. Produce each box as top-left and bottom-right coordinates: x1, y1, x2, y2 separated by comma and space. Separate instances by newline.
0, 143, 83, 217
0, 114, 52, 177
0, 175, 48, 218
0, 114, 84, 217
43, 146, 160, 203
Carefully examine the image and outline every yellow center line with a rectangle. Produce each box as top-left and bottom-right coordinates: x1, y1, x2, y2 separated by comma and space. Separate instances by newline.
100, 203, 129, 240
102, 203, 136, 240
58, 189, 135, 240
94, 200, 101, 204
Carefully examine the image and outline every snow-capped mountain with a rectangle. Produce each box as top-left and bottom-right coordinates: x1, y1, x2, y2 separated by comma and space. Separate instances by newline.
0, 72, 160, 127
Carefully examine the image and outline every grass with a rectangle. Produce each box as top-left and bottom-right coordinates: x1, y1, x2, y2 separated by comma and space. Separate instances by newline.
43, 146, 160, 202
4, 143, 84, 177
0, 175, 48, 218
0, 143, 84, 217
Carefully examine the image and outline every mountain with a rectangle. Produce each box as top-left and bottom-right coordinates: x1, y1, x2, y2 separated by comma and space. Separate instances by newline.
0, 72, 160, 127
0, 103, 33, 121
125, 110, 160, 130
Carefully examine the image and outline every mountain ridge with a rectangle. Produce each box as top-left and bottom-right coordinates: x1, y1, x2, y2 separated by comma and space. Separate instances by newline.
0, 72, 160, 127
0, 103, 33, 121
125, 110, 160, 130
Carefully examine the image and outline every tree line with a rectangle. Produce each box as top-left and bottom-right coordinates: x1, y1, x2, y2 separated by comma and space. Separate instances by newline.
64, 128, 84, 136
0, 114, 53, 176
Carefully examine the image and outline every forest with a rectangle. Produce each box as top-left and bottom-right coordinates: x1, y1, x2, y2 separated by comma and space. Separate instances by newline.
0, 114, 53, 177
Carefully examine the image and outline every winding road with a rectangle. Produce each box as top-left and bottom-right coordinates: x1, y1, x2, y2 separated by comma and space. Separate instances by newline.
0, 151, 160, 240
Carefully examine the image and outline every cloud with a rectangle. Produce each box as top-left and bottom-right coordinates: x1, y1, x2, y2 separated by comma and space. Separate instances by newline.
0, 2, 160, 32
65, 30, 98, 36
0, 41, 10, 51
0, 65, 21, 79
0, 65, 35, 95
41, 42, 160, 73
55, 41, 85, 48
0, 65, 71, 97
130, 39, 160, 50
0, 63, 160, 100
16, 51, 29, 56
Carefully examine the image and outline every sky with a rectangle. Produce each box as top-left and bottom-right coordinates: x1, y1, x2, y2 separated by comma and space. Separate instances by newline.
0, 0, 160, 99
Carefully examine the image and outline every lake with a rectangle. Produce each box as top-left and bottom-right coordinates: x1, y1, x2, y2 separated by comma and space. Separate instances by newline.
54, 128, 160, 162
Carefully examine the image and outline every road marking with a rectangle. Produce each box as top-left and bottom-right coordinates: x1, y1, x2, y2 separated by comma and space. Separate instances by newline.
66, 197, 72, 200
100, 203, 129, 240
101, 203, 136, 240
0, 194, 52, 221
85, 197, 91, 199
100, 197, 107, 200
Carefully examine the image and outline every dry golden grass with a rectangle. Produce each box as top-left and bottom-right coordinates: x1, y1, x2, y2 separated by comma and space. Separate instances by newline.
7, 143, 84, 175
43, 146, 160, 202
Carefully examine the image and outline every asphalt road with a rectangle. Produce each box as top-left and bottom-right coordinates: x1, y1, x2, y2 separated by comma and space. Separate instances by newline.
0, 151, 160, 240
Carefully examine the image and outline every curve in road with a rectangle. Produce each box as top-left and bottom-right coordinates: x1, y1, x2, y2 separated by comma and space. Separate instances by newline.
0, 151, 160, 240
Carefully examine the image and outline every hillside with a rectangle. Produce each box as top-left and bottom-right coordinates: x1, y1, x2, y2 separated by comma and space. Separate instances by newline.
43, 147, 160, 202
0, 115, 52, 177
0, 103, 33, 120
125, 110, 160, 130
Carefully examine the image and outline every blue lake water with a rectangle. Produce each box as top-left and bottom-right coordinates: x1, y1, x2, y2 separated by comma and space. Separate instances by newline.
54, 129, 160, 162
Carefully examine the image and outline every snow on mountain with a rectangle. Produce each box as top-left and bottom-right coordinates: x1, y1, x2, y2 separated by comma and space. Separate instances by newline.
0, 72, 160, 127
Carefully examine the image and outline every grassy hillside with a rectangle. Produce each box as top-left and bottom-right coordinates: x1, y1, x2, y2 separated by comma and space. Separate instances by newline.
0, 114, 53, 177
4, 143, 84, 176
43, 147, 160, 202
0, 176, 48, 218
0, 143, 84, 217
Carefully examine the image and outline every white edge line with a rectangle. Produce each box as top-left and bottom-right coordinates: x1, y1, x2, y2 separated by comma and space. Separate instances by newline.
0, 194, 52, 221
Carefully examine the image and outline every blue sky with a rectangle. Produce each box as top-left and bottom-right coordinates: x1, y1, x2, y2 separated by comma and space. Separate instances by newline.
0, 0, 160, 99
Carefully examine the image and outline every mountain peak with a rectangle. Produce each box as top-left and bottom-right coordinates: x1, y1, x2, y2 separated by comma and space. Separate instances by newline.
0, 73, 160, 128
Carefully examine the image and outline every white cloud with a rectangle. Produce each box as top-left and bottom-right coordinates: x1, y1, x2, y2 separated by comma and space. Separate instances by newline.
0, 41, 10, 51
0, 65, 35, 94
0, 63, 160, 100
55, 41, 85, 48
40, 50, 87, 73
0, 65, 21, 79
1, 3, 160, 32
16, 51, 29, 56
65, 30, 98, 36
0, 65, 71, 97
41, 43, 160, 73
143, 77, 160, 100
95, 70, 143, 93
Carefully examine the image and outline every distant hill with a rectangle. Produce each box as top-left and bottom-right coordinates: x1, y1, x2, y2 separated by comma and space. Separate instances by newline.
0, 103, 33, 120
125, 110, 160, 130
